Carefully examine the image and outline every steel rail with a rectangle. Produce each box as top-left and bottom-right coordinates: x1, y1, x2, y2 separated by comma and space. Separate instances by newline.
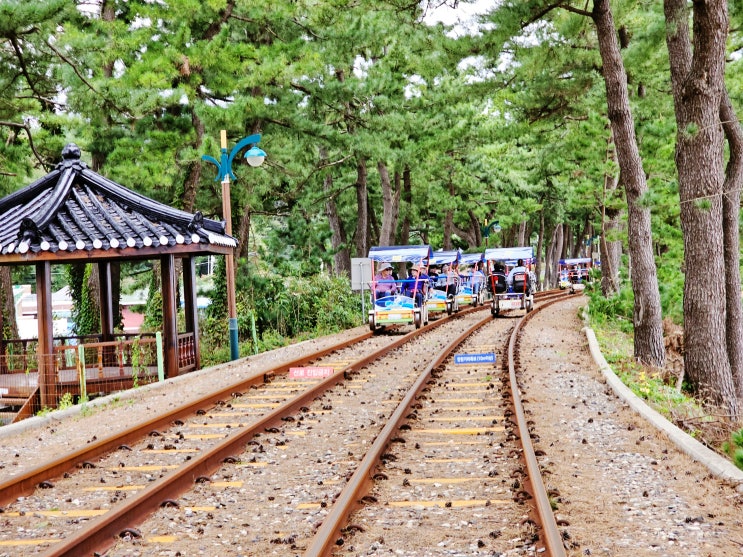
304, 291, 571, 556
507, 294, 570, 557
304, 312, 494, 556
37, 307, 482, 557
0, 328, 372, 507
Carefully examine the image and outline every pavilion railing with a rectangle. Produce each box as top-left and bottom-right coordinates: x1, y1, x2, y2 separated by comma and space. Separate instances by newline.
0, 331, 198, 414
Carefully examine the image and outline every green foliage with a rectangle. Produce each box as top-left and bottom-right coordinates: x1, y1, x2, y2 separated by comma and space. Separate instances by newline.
586, 283, 635, 334
199, 268, 361, 367
142, 266, 163, 332
65, 264, 99, 336
58, 392, 74, 409
722, 429, 743, 471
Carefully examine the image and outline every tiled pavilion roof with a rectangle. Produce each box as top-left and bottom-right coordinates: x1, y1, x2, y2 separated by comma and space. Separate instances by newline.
0, 143, 235, 263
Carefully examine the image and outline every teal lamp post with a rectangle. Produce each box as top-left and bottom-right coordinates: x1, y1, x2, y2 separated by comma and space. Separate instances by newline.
202, 131, 266, 361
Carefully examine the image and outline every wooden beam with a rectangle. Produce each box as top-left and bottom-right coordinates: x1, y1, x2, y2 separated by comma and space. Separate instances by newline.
182, 256, 200, 370
160, 255, 178, 378
98, 261, 114, 342
35, 261, 54, 408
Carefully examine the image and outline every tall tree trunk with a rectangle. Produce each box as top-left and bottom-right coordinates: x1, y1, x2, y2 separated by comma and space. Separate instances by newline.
517, 221, 526, 246
354, 158, 369, 258
720, 91, 743, 399
600, 132, 622, 296
322, 148, 350, 276
235, 205, 251, 260
468, 209, 483, 247
593, 0, 665, 367
535, 207, 545, 292
397, 166, 412, 245
443, 180, 455, 250
182, 112, 204, 214
545, 222, 562, 289
378, 161, 400, 246
664, 0, 738, 415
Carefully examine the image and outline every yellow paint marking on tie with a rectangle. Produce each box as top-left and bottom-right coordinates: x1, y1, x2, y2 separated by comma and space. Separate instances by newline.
296, 502, 322, 509
0, 539, 61, 547
286, 431, 306, 436
415, 427, 504, 435
236, 461, 268, 467
409, 477, 488, 484
445, 389, 490, 394
211, 481, 243, 488
189, 422, 246, 428
83, 485, 143, 491
242, 395, 291, 400
438, 406, 496, 411
147, 536, 179, 543
387, 499, 508, 508
422, 440, 491, 447
143, 448, 199, 454
107, 465, 179, 471
263, 388, 304, 393
422, 458, 475, 463
431, 416, 502, 422
430, 398, 482, 403
184, 506, 216, 512
230, 403, 279, 408
183, 434, 227, 440
2, 509, 108, 518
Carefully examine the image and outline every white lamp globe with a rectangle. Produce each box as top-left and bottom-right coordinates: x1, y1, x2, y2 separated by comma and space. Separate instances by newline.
245, 145, 266, 167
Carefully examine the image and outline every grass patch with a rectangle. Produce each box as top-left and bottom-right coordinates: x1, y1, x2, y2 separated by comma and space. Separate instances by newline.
589, 317, 740, 466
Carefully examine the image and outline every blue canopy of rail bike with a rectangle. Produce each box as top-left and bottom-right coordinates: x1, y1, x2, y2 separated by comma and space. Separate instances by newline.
484, 246, 535, 265
368, 245, 433, 265
559, 257, 592, 266
428, 249, 461, 266
459, 252, 484, 267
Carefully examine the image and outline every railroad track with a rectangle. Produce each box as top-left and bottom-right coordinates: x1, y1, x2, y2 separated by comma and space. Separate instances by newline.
0, 291, 571, 556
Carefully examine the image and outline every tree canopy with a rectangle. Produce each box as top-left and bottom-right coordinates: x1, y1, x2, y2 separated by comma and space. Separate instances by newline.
1, 0, 743, 409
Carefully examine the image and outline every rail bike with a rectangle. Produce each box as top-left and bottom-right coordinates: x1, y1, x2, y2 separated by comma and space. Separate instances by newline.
558, 257, 592, 293
426, 249, 461, 318
367, 245, 432, 331
456, 251, 487, 308
484, 246, 537, 317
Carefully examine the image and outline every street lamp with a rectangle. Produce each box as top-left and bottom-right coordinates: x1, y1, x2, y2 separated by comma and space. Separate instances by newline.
201, 130, 266, 360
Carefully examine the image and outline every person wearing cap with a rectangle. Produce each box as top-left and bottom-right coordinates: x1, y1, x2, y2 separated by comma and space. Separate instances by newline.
373, 262, 398, 299
403, 265, 429, 307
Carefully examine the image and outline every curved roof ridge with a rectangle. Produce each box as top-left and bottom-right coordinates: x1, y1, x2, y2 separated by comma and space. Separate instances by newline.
0, 143, 236, 261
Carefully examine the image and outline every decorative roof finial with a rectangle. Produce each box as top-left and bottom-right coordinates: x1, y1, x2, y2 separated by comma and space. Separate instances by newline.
56, 143, 87, 171
61, 143, 81, 160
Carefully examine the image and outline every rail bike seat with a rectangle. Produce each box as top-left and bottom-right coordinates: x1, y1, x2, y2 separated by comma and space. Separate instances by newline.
490, 273, 508, 295
510, 272, 534, 295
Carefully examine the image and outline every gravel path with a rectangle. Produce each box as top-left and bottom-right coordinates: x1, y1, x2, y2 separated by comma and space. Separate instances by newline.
2, 297, 743, 557
520, 296, 743, 556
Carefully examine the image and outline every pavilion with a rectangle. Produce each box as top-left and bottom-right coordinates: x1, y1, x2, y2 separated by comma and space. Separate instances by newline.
0, 143, 234, 419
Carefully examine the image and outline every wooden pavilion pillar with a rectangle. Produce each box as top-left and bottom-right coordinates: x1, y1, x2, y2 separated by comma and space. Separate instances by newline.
35, 261, 55, 408
161, 254, 178, 378
98, 261, 115, 366
182, 256, 201, 370
98, 261, 114, 340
